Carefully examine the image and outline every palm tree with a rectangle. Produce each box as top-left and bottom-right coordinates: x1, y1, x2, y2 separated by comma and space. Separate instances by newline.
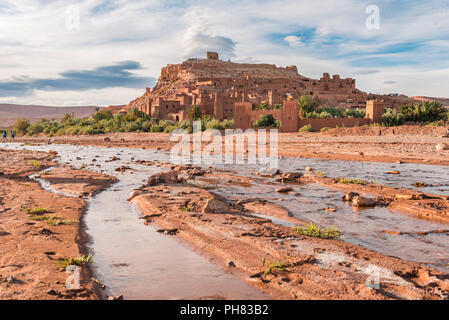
186, 104, 203, 121
297, 96, 317, 118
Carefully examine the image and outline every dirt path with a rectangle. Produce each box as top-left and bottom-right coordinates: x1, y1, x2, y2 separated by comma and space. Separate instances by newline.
0, 149, 116, 300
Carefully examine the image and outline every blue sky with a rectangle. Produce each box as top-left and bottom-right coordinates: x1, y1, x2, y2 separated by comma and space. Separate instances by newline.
0, 0, 448, 106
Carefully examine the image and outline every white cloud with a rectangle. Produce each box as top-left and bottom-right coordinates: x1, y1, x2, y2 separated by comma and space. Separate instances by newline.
284, 35, 304, 47
0, 0, 448, 106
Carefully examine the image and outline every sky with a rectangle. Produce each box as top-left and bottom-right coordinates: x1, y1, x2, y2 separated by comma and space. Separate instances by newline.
0, 0, 448, 107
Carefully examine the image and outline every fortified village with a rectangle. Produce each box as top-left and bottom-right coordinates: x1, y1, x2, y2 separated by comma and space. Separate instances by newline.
123, 52, 414, 132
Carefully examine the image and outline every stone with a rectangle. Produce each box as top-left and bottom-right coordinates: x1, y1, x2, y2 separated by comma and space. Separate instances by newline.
103, 137, 111, 143
127, 190, 143, 201
352, 196, 376, 207
436, 143, 449, 152
277, 172, 303, 183
385, 170, 400, 174
108, 294, 124, 300
147, 170, 180, 186
202, 198, 231, 214
305, 166, 314, 173
275, 187, 294, 193
48, 150, 58, 155
257, 167, 279, 177
342, 192, 359, 202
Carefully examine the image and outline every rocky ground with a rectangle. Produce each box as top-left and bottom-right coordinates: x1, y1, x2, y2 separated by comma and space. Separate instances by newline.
11, 125, 449, 166
129, 166, 449, 300
0, 149, 116, 299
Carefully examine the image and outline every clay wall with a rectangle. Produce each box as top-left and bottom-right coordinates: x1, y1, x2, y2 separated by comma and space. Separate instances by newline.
298, 118, 371, 131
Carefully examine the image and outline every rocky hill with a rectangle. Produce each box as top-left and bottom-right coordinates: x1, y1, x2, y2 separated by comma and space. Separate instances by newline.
124, 52, 419, 121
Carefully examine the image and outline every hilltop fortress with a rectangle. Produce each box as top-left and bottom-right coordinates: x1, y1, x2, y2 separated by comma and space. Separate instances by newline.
127, 52, 367, 120
124, 52, 413, 128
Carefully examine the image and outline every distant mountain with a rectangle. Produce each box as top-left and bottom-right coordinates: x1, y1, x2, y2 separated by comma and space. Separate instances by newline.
411, 96, 449, 107
0, 104, 100, 128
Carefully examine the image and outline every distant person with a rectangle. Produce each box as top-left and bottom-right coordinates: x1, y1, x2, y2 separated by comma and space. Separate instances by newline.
378, 129, 382, 136
446, 128, 449, 137
11, 130, 15, 139
392, 128, 395, 135
2, 131, 6, 140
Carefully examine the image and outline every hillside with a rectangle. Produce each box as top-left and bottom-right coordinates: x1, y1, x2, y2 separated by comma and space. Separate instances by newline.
411, 96, 449, 107
0, 104, 99, 128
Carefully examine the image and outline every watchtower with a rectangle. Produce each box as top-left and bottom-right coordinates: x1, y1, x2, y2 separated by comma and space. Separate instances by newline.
366, 100, 385, 123
206, 52, 219, 60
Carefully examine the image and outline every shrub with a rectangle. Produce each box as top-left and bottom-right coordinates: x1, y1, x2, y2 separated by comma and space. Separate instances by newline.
298, 124, 314, 132
206, 118, 225, 130
252, 114, 279, 128
320, 127, 332, 132
150, 124, 164, 132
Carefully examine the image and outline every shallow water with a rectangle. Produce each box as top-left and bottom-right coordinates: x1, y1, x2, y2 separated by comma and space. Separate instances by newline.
1, 142, 448, 297
2, 143, 266, 299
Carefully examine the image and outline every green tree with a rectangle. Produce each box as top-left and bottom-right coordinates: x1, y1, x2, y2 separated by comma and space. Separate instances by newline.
256, 102, 269, 111
13, 118, 31, 135
186, 104, 203, 121
298, 96, 317, 118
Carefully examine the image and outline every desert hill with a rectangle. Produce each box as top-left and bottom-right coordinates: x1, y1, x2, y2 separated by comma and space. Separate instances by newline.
411, 96, 449, 107
0, 104, 99, 129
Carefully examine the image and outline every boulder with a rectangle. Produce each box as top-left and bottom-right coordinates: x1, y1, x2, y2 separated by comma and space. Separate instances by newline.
436, 143, 449, 152
103, 137, 111, 143
147, 170, 180, 186
202, 198, 231, 214
127, 190, 143, 201
305, 166, 314, 173
342, 192, 359, 202
48, 150, 58, 155
352, 196, 376, 207
277, 172, 303, 183
275, 187, 294, 193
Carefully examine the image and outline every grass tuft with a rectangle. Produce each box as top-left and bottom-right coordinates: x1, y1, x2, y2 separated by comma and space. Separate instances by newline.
29, 160, 43, 167
336, 177, 369, 185
261, 259, 289, 280
57, 254, 94, 269
293, 222, 343, 240
25, 207, 51, 215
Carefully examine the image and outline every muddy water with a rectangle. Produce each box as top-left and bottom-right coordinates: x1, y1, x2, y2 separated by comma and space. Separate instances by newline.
2, 142, 448, 295
2, 143, 266, 299
211, 181, 449, 273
